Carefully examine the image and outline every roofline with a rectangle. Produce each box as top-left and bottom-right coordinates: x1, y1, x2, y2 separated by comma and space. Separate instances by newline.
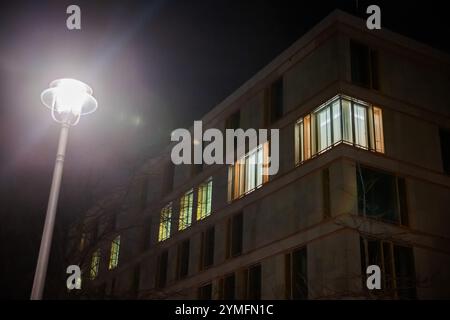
156, 9, 449, 155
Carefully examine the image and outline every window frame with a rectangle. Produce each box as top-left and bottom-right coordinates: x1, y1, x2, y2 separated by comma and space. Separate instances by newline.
177, 239, 190, 280
228, 142, 269, 201
197, 177, 213, 221
200, 226, 215, 270
360, 237, 416, 299
357, 165, 409, 226
179, 189, 194, 231
245, 264, 262, 300
158, 202, 172, 242
226, 212, 243, 259
295, 95, 385, 165
285, 246, 308, 300
90, 248, 101, 280
156, 250, 168, 289
108, 235, 120, 270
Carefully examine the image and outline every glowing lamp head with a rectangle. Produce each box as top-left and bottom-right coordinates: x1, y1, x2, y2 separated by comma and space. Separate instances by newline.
41, 78, 97, 125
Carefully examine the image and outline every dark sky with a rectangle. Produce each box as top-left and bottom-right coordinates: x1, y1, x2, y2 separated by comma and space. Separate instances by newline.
0, 0, 449, 299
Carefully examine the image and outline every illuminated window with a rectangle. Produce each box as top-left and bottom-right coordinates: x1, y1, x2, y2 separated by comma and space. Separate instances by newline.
76, 275, 82, 289
295, 95, 384, 164
316, 104, 332, 152
179, 190, 193, 230
158, 202, 172, 242
373, 107, 384, 153
197, 178, 213, 221
354, 103, 368, 148
228, 142, 269, 201
108, 235, 120, 270
90, 249, 101, 280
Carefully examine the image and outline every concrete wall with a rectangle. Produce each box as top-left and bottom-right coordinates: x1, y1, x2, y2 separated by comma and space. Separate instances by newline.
79, 15, 450, 300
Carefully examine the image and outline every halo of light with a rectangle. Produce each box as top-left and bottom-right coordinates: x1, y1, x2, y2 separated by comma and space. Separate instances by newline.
41, 78, 98, 125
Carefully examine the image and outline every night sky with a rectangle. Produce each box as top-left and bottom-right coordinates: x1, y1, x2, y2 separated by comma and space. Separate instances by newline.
0, 0, 449, 299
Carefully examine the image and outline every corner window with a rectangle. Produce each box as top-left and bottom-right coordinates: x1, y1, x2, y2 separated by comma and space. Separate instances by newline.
357, 166, 408, 225
295, 95, 385, 164
361, 237, 416, 299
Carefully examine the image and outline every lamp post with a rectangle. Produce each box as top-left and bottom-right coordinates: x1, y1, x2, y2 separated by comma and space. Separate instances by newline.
31, 79, 98, 300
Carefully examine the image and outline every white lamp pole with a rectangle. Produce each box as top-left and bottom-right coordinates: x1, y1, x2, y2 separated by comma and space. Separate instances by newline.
31, 79, 98, 300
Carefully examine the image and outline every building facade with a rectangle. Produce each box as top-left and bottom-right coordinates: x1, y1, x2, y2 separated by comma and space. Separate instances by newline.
68, 10, 450, 300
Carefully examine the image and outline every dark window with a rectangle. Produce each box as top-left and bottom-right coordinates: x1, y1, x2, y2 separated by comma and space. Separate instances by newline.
177, 239, 190, 279
225, 111, 241, 156
439, 128, 450, 175
220, 273, 235, 300
357, 166, 408, 225
361, 237, 416, 299
246, 264, 262, 300
200, 227, 215, 270
350, 40, 379, 89
266, 78, 284, 125
156, 250, 168, 289
227, 212, 243, 258
198, 283, 212, 299
285, 247, 308, 299
394, 245, 416, 299
322, 168, 331, 218
226, 110, 240, 130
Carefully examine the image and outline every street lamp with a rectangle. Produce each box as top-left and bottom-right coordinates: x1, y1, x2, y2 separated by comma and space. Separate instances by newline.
31, 79, 98, 300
